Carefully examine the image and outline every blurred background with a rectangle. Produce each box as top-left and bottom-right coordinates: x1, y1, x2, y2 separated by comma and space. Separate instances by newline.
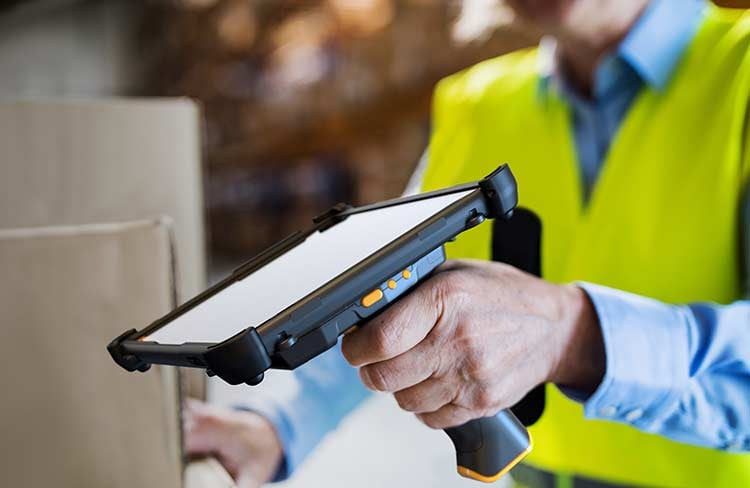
0, 0, 538, 269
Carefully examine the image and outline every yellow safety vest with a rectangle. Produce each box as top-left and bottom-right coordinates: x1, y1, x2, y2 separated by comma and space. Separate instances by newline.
422, 6, 750, 487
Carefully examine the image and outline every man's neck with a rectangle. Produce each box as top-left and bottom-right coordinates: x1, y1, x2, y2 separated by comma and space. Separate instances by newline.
553, 1, 649, 97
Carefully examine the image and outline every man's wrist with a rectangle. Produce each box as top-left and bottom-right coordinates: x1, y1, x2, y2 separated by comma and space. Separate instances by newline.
233, 405, 288, 482
251, 411, 285, 482
548, 284, 605, 393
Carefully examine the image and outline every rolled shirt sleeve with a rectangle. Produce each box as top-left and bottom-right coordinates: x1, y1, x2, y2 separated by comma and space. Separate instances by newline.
577, 283, 750, 451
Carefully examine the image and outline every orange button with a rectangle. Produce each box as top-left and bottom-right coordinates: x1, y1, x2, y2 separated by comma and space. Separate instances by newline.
361, 288, 384, 307
387, 279, 397, 289
402, 269, 412, 279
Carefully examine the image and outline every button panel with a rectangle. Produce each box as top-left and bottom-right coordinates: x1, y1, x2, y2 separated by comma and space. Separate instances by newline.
361, 288, 384, 307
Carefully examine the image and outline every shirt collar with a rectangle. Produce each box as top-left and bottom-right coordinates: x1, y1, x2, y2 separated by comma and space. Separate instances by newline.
619, 0, 707, 90
538, 0, 707, 98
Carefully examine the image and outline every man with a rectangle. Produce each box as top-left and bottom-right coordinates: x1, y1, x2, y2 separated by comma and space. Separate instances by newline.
186, 0, 750, 486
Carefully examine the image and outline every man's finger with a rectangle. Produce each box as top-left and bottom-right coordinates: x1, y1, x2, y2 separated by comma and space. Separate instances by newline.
416, 404, 474, 430
358, 337, 440, 392
433, 259, 471, 273
393, 377, 453, 413
341, 284, 439, 366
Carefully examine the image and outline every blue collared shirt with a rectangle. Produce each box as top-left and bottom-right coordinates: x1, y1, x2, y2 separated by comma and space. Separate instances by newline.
240, 0, 750, 479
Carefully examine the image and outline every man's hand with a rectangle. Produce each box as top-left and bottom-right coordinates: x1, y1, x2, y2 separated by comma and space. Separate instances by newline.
184, 399, 283, 488
341, 259, 604, 429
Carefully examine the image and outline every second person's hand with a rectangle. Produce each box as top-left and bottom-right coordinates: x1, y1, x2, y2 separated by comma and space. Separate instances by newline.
183, 398, 283, 488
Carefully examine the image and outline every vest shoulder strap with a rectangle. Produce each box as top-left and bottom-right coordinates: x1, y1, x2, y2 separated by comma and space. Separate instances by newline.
432, 47, 539, 130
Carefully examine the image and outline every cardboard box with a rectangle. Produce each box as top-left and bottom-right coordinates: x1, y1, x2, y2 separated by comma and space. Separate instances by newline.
0, 98, 206, 303
0, 97, 208, 399
0, 220, 180, 487
0, 220, 234, 488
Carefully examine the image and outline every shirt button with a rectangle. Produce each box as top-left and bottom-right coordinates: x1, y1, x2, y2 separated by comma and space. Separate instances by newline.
624, 408, 644, 422
598, 405, 618, 417
728, 439, 745, 451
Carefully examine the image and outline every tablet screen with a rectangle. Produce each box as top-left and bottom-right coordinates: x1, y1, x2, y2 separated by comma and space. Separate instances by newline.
147, 189, 473, 345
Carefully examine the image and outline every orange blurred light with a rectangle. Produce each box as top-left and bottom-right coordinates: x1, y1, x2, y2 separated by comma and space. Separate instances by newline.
327, 0, 394, 36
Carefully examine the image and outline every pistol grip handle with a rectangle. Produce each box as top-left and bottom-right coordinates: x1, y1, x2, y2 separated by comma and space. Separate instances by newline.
444, 409, 532, 483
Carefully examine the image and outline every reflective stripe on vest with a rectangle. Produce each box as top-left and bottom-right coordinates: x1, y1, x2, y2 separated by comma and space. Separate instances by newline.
422, 6, 750, 487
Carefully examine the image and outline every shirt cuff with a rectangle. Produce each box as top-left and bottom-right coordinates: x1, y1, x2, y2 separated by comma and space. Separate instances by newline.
574, 283, 690, 430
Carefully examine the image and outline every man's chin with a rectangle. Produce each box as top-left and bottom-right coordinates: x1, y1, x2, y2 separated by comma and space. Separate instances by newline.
504, 0, 573, 28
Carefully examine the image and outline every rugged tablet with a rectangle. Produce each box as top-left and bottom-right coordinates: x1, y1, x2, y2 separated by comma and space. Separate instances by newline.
108, 164, 532, 483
